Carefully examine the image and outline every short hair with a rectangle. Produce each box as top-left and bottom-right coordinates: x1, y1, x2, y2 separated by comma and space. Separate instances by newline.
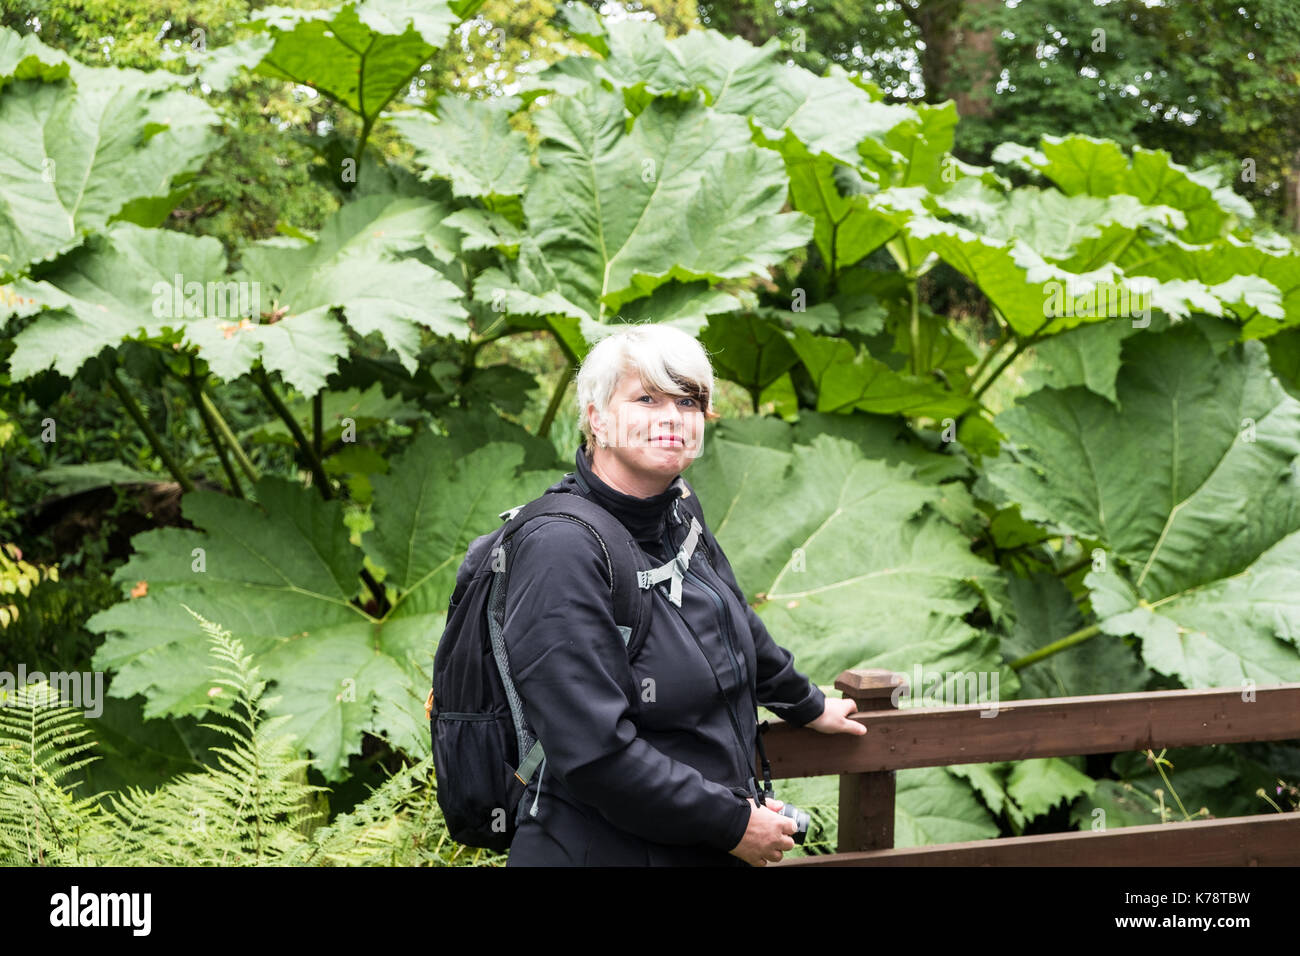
575, 323, 720, 455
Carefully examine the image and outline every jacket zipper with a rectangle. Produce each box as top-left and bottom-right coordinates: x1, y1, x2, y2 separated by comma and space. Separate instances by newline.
666, 504, 748, 694
658, 519, 755, 789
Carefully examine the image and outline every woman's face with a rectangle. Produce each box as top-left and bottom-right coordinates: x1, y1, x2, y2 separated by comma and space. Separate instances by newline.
589, 371, 706, 481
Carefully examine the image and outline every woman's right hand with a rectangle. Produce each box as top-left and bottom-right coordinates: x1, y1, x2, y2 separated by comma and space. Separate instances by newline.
729, 797, 797, 866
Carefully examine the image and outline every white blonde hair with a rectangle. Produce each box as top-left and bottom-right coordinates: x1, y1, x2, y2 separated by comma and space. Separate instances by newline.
575, 323, 718, 455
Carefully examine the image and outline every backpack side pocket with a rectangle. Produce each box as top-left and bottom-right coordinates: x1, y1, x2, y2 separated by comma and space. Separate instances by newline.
432, 711, 522, 852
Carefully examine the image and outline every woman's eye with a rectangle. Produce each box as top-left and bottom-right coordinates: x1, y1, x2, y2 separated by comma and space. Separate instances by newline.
638, 395, 652, 402
679, 397, 696, 406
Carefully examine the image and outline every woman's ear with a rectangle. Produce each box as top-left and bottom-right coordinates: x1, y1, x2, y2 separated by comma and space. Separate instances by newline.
586, 403, 607, 448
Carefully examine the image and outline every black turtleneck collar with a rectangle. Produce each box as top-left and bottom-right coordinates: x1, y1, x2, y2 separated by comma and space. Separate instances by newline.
572, 443, 686, 544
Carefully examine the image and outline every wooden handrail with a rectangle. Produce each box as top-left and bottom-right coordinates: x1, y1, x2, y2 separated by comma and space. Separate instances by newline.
776, 814, 1300, 866
755, 668, 1300, 860
758, 674, 1300, 778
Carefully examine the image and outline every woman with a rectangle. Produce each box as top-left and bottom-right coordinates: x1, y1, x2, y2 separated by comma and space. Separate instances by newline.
503, 323, 865, 867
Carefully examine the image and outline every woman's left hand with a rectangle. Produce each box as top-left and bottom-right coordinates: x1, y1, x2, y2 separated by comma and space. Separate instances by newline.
806, 697, 867, 735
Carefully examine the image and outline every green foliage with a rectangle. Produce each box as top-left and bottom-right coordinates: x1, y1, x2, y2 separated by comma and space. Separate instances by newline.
86, 437, 556, 781
0, 37, 219, 281
690, 431, 1010, 693
990, 324, 1300, 687
700, 0, 1300, 231
2, 2, 1298, 856
0, 678, 106, 864
0, 609, 494, 865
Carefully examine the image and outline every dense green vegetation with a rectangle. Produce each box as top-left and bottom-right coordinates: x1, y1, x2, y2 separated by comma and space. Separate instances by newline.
2, 0, 1298, 864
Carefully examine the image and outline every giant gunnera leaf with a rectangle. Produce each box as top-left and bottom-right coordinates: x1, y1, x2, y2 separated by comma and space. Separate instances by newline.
686, 432, 1011, 694
218, 194, 469, 395
4, 195, 467, 393
249, 1, 482, 126
988, 324, 1300, 688
0, 27, 219, 279
3, 223, 230, 381
387, 95, 531, 203
87, 435, 555, 780
480, 83, 811, 333
533, 18, 911, 168
993, 133, 1254, 245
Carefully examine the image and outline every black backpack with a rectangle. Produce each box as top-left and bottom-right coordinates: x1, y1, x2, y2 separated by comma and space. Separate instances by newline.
426, 470, 707, 852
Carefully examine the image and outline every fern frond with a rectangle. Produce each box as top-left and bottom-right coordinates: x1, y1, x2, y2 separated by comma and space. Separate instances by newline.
0, 609, 499, 866
0, 681, 113, 865
282, 753, 504, 867
99, 607, 328, 864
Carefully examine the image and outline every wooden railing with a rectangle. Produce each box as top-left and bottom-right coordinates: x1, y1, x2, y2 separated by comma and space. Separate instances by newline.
761, 669, 1300, 866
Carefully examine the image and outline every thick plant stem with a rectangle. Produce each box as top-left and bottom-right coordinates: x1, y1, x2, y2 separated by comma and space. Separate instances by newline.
188, 360, 243, 498
313, 392, 323, 461
967, 328, 1011, 394
971, 337, 1031, 401
200, 391, 259, 484
251, 369, 388, 615
253, 367, 333, 499
351, 115, 374, 176
908, 278, 922, 375
538, 362, 576, 439
1008, 622, 1102, 671
106, 367, 194, 493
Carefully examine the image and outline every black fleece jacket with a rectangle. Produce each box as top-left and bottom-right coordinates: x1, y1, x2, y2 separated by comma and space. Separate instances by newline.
503, 443, 826, 866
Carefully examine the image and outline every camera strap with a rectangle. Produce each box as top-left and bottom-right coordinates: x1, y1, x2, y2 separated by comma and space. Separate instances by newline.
753, 719, 775, 807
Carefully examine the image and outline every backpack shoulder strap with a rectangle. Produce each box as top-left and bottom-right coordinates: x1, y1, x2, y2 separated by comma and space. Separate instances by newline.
493, 486, 654, 792
501, 490, 647, 644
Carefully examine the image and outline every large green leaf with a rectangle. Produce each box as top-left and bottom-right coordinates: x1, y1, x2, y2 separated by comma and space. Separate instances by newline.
789, 410, 972, 484
781, 140, 913, 271
250, 0, 466, 124
536, 19, 911, 168
1113, 232, 1300, 337
908, 209, 1276, 340
894, 768, 1000, 847
786, 326, 977, 420
3, 198, 465, 394
988, 325, 1300, 687
994, 133, 1254, 244
950, 756, 1095, 831
0, 30, 219, 279
0, 28, 73, 89
686, 433, 1010, 690
87, 436, 554, 780
1022, 320, 1135, 405
387, 95, 531, 202
3, 223, 231, 381
509, 85, 811, 327
698, 314, 799, 400
224, 194, 469, 394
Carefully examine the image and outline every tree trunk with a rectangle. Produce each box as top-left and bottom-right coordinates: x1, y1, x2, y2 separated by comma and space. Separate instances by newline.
1287, 148, 1300, 234
910, 0, 999, 117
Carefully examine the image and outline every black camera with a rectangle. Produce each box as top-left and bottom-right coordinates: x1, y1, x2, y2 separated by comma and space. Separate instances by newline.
776, 801, 810, 845
759, 790, 809, 845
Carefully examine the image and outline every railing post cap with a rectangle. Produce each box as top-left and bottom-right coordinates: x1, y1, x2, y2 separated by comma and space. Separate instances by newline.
835, 668, 907, 700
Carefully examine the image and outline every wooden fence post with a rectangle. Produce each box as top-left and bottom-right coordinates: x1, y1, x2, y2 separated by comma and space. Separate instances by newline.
835, 668, 905, 853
